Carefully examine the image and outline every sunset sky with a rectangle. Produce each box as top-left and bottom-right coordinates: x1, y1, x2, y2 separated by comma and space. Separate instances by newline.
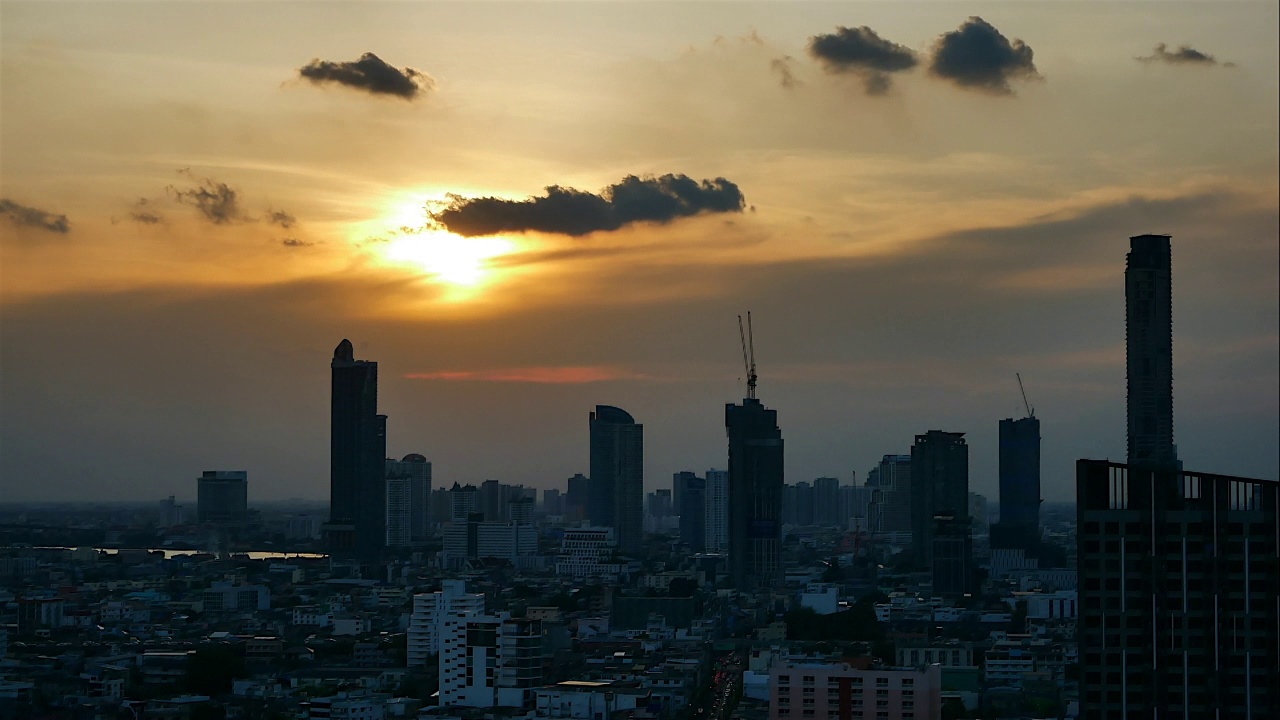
2, 1, 1276, 504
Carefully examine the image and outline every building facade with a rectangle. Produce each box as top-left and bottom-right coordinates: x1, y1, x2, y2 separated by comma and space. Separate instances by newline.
705, 469, 729, 553
993, 416, 1041, 554
909, 432, 969, 570
1076, 461, 1278, 718
769, 662, 941, 720
726, 398, 784, 591
196, 471, 248, 525
385, 454, 431, 543
439, 611, 542, 708
679, 475, 706, 551
588, 405, 644, 554
1125, 234, 1177, 468
328, 339, 386, 561
407, 580, 485, 666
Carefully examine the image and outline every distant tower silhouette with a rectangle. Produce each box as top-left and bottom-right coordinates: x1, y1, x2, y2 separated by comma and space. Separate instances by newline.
1126, 234, 1177, 468
328, 339, 386, 562
588, 405, 644, 554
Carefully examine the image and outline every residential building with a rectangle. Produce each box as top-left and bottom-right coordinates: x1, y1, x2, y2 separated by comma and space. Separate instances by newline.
588, 405, 644, 554
196, 471, 247, 525
813, 477, 841, 527
385, 454, 431, 543
407, 580, 485, 666
555, 527, 627, 579
439, 611, 542, 708
769, 662, 941, 720
679, 475, 706, 551
1125, 233, 1177, 468
705, 469, 729, 553
726, 397, 784, 591
992, 416, 1040, 554
909, 431, 969, 571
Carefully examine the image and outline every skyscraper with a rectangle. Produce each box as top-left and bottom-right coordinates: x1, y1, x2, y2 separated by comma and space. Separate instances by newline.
386, 454, 432, 543
812, 476, 841, 527
992, 416, 1040, 553
197, 471, 248, 525
588, 405, 643, 554
672, 471, 699, 515
328, 339, 386, 561
704, 468, 729, 552
909, 431, 969, 573
679, 475, 706, 551
726, 398, 784, 591
1126, 234, 1177, 468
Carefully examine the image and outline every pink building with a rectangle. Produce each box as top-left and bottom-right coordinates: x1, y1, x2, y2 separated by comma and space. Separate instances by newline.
769, 662, 941, 720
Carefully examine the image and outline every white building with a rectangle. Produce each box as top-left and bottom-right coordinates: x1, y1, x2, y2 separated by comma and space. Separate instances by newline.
407, 580, 485, 667
308, 690, 388, 720
442, 520, 538, 567
386, 454, 431, 543
439, 610, 542, 708
799, 583, 839, 615
704, 469, 729, 552
534, 681, 649, 719
555, 527, 627, 579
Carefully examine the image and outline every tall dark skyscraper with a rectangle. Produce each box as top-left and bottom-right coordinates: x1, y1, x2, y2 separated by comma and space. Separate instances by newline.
679, 475, 706, 551
1126, 234, 1177, 468
726, 397, 784, 591
588, 405, 643, 554
992, 416, 1041, 552
672, 471, 699, 516
565, 473, 589, 521
812, 476, 841, 527
328, 339, 386, 561
909, 431, 969, 572
197, 470, 248, 525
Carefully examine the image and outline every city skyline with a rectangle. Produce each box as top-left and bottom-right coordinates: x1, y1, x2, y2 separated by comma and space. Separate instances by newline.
2, 2, 1277, 503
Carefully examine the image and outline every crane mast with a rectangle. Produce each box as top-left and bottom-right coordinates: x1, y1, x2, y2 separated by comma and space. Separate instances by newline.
737, 312, 758, 399
1017, 372, 1034, 418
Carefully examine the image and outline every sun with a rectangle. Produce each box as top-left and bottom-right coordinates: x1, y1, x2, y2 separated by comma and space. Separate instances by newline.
382, 230, 515, 289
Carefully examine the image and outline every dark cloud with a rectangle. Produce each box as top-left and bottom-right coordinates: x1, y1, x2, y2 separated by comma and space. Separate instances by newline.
928, 17, 1040, 95
770, 56, 801, 89
808, 26, 918, 94
1137, 43, 1231, 67
281, 238, 314, 248
430, 174, 746, 237
297, 52, 434, 100
129, 197, 163, 225
0, 198, 70, 234
267, 209, 297, 229
167, 174, 243, 225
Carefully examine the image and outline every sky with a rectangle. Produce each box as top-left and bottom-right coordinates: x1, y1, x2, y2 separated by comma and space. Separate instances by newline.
1, 1, 1276, 504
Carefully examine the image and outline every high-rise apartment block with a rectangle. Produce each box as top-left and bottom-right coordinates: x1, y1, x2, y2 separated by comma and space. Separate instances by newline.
909, 432, 969, 573
406, 580, 485, 666
726, 398, 784, 591
1125, 234, 1177, 468
439, 611, 543, 708
588, 405, 643, 554
679, 475, 706, 551
196, 471, 248, 525
704, 469, 729, 553
992, 416, 1040, 554
328, 339, 387, 561
385, 453, 431, 548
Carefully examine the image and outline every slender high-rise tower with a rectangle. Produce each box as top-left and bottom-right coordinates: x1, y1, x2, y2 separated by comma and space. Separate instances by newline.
329, 339, 386, 561
992, 416, 1041, 553
588, 405, 643, 554
1125, 234, 1177, 468
726, 398, 784, 590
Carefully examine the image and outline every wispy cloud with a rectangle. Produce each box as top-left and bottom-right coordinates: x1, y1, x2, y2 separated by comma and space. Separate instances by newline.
1, 199, 70, 234
1137, 43, 1233, 67
405, 366, 650, 383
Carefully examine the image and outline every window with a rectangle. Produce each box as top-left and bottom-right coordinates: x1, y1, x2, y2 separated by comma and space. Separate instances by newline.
876, 689, 888, 698
779, 710, 790, 717
901, 679, 913, 688
803, 676, 816, 684
778, 675, 790, 685
851, 677, 863, 686
875, 678, 888, 687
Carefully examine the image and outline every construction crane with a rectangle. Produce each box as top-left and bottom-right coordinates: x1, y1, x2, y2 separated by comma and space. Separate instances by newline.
737, 312, 758, 399
1017, 372, 1035, 418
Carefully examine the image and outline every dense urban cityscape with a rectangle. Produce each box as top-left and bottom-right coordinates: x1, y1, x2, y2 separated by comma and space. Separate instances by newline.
1, 234, 1275, 719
